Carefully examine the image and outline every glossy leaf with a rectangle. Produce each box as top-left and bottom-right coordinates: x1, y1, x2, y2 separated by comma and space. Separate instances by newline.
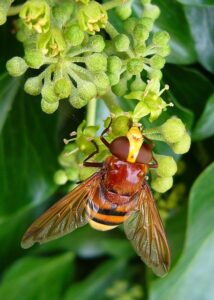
150, 162, 214, 300
152, 0, 197, 64
178, 0, 214, 6
0, 73, 20, 134
192, 93, 214, 140
132, 0, 197, 65
185, 6, 214, 73
36, 225, 134, 259
0, 253, 74, 300
0, 80, 58, 267
64, 258, 128, 300
163, 65, 214, 119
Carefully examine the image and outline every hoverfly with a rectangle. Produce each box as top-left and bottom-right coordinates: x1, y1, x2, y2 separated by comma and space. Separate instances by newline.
21, 123, 170, 277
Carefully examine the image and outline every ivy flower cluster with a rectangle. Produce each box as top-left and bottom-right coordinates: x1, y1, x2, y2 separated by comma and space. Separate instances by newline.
3, 0, 191, 195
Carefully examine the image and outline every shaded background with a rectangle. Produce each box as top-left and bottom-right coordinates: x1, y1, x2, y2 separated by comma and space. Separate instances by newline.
0, 0, 214, 299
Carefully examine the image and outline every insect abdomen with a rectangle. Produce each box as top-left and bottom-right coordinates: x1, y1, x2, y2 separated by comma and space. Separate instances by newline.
86, 200, 127, 231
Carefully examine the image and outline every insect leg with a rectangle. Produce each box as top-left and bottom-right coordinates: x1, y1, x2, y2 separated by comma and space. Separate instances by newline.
83, 140, 103, 168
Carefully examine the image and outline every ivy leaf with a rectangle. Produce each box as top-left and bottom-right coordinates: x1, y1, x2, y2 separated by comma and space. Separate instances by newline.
185, 6, 214, 73
150, 162, 214, 300
152, 0, 197, 64
192, 93, 214, 140
177, 0, 214, 6
0, 73, 20, 134
0, 78, 58, 268
0, 253, 74, 300
163, 65, 214, 119
64, 258, 128, 300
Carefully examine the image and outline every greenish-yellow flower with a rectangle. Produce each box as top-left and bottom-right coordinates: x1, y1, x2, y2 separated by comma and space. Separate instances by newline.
78, 1, 108, 34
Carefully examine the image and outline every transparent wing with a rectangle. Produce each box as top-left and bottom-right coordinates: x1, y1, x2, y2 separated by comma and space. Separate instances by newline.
124, 182, 171, 277
21, 172, 101, 249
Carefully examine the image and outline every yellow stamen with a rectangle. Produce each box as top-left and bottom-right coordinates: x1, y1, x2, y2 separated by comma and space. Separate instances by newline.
127, 126, 143, 163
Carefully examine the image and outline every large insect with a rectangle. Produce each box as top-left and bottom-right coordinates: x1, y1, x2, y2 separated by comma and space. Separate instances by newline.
21, 124, 170, 277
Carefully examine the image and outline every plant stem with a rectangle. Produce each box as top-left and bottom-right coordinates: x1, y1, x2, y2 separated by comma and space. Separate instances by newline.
105, 22, 118, 38
102, 90, 123, 114
103, 0, 124, 10
86, 98, 97, 126
7, 4, 23, 16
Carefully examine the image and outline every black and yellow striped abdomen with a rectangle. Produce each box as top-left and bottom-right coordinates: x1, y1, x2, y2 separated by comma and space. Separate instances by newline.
86, 187, 132, 231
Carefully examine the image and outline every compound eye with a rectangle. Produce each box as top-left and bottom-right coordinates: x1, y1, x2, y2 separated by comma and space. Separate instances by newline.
109, 137, 129, 161
136, 144, 153, 164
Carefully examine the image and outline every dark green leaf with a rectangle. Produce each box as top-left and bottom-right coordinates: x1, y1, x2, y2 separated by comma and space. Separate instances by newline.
149, 0, 197, 64
0, 253, 74, 300
184, 6, 214, 73
36, 225, 134, 260
150, 162, 214, 300
163, 65, 214, 119
0, 82, 58, 267
0, 73, 20, 133
132, 0, 197, 64
64, 258, 128, 300
178, 0, 214, 7
192, 93, 214, 140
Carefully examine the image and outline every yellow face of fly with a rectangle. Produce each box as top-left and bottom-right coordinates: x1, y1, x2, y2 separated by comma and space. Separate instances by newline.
126, 126, 143, 163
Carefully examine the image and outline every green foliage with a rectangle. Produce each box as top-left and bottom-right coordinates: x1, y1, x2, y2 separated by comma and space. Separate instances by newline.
0, 0, 214, 299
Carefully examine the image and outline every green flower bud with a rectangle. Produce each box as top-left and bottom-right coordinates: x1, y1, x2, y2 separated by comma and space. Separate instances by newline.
152, 31, 170, 46
107, 56, 122, 73
124, 17, 137, 34
52, 2, 74, 27
133, 24, 149, 43
24, 49, 44, 69
54, 170, 68, 185
93, 72, 110, 95
171, 133, 191, 154
54, 78, 72, 99
65, 167, 79, 181
85, 53, 107, 72
78, 81, 97, 101
127, 58, 144, 75
88, 35, 105, 52
155, 155, 177, 177
64, 24, 84, 46
69, 95, 88, 109
108, 73, 120, 86
76, 135, 95, 155
130, 77, 146, 91
0, 1, 10, 25
20, 0, 51, 33
115, 3, 132, 21
141, 0, 151, 4
42, 84, 58, 103
142, 4, 160, 21
113, 34, 130, 52
38, 28, 66, 57
78, 1, 108, 34
41, 98, 59, 114
148, 69, 162, 80
111, 116, 131, 136
112, 79, 127, 97
139, 17, 153, 31
24, 76, 42, 95
151, 176, 173, 193
150, 55, 165, 69
6, 57, 28, 77
157, 45, 171, 57
161, 117, 186, 143
134, 44, 146, 56
76, 0, 90, 4
59, 143, 77, 167
84, 125, 99, 137
79, 167, 95, 181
